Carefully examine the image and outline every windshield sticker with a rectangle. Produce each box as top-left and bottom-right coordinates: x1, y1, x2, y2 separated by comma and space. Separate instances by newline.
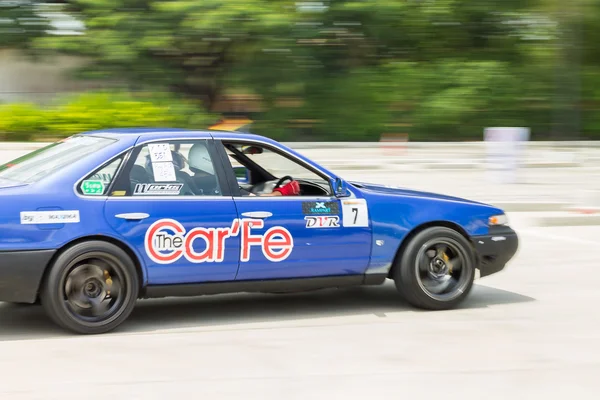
20, 210, 80, 225
148, 143, 173, 163
145, 218, 294, 264
151, 161, 177, 182
134, 183, 183, 196
302, 201, 340, 215
305, 216, 340, 228
81, 180, 105, 195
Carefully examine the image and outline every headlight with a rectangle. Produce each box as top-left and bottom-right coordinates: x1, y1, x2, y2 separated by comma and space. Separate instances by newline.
489, 214, 509, 226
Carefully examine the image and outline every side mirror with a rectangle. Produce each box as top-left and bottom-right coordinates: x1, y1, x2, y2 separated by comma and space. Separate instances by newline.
233, 166, 249, 183
332, 177, 350, 197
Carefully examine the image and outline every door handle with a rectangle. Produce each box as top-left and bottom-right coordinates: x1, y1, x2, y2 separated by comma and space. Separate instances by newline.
241, 211, 272, 219
115, 213, 150, 221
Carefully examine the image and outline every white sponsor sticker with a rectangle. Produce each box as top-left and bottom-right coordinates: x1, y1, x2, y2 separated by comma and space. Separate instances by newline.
152, 161, 177, 182
134, 183, 183, 196
341, 198, 369, 227
148, 143, 173, 163
20, 210, 80, 225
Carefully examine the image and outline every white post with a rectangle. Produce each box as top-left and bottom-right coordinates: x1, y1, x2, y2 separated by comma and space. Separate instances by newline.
484, 127, 530, 184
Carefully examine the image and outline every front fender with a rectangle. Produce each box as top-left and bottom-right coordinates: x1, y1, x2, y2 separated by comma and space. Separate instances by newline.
360, 190, 503, 275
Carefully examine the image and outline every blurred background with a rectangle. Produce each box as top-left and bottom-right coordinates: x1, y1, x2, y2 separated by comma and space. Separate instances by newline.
0, 0, 597, 142
1, 0, 599, 217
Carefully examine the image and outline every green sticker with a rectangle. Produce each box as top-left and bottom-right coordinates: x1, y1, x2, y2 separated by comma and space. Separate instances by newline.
81, 180, 105, 195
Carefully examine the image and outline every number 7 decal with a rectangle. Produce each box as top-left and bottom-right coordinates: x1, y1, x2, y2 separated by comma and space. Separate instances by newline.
342, 199, 369, 227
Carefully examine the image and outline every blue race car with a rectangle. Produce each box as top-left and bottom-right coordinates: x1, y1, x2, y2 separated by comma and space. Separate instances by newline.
0, 128, 518, 334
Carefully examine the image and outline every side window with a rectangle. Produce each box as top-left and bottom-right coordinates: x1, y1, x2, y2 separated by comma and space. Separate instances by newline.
223, 142, 333, 196
122, 140, 222, 197
79, 156, 124, 196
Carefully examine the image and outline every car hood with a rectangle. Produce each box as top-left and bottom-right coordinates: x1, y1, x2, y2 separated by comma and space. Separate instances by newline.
349, 181, 490, 206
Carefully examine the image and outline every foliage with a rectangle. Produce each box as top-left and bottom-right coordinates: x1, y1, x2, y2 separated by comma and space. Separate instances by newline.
0, 0, 51, 50
2, 0, 599, 140
0, 91, 216, 141
34, 0, 297, 107
0, 103, 48, 141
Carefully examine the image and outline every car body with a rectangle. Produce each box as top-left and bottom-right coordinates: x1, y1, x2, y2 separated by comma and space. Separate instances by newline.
0, 128, 518, 334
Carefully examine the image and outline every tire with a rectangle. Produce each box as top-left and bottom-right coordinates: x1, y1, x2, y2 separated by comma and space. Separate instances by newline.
40, 241, 139, 334
393, 226, 476, 310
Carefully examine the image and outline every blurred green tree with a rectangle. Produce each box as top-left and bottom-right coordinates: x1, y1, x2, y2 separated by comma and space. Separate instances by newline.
0, 0, 51, 50
34, 0, 298, 109
581, 0, 600, 139
8, 0, 595, 140
250, 0, 557, 140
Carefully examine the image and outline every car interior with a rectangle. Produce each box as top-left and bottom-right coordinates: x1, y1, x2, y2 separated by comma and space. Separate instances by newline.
123, 140, 333, 197
125, 142, 221, 196
221, 141, 333, 197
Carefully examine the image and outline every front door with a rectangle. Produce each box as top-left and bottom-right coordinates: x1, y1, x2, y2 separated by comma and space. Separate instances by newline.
102, 138, 241, 285
233, 196, 372, 280
217, 140, 372, 281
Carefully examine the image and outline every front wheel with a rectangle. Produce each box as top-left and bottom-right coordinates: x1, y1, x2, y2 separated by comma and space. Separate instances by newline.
40, 241, 139, 334
393, 226, 476, 310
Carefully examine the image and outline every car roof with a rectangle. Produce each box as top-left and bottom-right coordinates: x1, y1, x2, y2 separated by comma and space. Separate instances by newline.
79, 127, 273, 143
70, 127, 338, 181
80, 127, 205, 138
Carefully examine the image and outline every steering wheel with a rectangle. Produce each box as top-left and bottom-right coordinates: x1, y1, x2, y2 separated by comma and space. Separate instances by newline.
247, 175, 297, 195
274, 175, 294, 189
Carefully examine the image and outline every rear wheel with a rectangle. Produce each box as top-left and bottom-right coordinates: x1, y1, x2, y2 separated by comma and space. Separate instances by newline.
40, 241, 139, 334
393, 226, 476, 310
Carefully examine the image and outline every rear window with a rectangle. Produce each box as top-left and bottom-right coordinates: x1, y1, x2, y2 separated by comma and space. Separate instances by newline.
0, 135, 117, 183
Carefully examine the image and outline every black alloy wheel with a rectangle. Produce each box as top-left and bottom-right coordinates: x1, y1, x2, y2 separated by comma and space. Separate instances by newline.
40, 241, 139, 334
393, 226, 476, 310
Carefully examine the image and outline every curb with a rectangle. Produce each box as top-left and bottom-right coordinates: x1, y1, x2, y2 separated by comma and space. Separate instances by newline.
523, 161, 582, 168
506, 211, 600, 228
420, 162, 481, 170
327, 164, 383, 171
533, 213, 600, 227
488, 201, 569, 212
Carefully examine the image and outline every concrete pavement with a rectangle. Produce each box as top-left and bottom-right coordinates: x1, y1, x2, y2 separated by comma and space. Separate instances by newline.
0, 140, 598, 396
0, 219, 598, 399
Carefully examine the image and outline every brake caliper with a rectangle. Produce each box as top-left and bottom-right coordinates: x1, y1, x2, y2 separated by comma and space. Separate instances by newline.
104, 270, 113, 296
442, 252, 452, 274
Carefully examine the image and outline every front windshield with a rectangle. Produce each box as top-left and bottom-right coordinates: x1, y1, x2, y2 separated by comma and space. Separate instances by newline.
0, 135, 117, 183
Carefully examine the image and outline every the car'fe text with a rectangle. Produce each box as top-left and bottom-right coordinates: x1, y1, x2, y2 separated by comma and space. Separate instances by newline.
145, 218, 294, 264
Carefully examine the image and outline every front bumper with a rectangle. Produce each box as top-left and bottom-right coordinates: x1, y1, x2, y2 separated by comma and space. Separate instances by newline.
0, 250, 55, 303
471, 226, 519, 278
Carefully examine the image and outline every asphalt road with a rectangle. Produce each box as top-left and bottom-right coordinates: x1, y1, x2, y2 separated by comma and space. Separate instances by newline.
0, 214, 598, 399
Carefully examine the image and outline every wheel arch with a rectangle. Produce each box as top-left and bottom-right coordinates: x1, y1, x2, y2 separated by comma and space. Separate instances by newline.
36, 234, 147, 301
387, 220, 473, 279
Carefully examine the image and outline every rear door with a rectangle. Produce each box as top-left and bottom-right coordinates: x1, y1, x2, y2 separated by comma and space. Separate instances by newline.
101, 137, 241, 285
